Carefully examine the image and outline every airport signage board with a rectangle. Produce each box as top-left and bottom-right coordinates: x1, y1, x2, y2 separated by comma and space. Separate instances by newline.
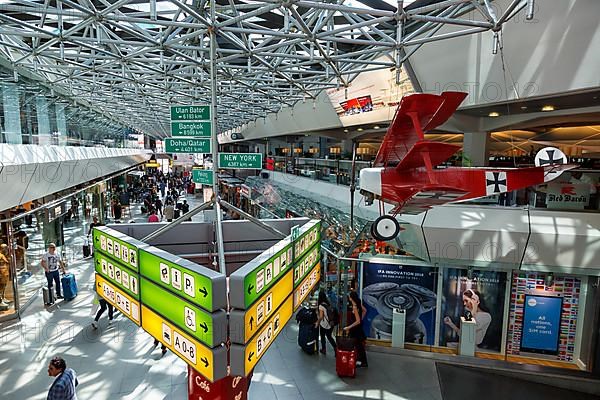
293, 220, 321, 261
229, 294, 294, 377
139, 247, 227, 312
218, 153, 263, 169
171, 121, 211, 137
94, 254, 139, 300
192, 169, 214, 185
140, 278, 227, 348
293, 243, 320, 287
95, 273, 141, 325
165, 138, 211, 154
293, 262, 321, 311
229, 239, 293, 309
170, 105, 210, 121
92, 226, 142, 272
141, 305, 228, 382
229, 269, 293, 344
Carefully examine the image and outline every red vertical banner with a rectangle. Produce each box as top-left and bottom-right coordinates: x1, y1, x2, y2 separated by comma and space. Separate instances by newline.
188, 366, 250, 400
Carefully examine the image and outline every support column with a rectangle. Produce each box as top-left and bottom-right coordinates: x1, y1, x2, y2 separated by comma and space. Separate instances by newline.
462, 132, 490, 167
209, 6, 226, 275
36, 95, 52, 145
2, 83, 22, 144
56, 103, 67, 146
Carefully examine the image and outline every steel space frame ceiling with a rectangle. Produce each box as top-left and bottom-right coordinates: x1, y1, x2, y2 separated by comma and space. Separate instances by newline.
0, 0, 533, 139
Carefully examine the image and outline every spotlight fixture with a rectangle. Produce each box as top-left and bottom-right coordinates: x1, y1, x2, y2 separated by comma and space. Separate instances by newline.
343, 129, 349, 133
488, 112, 500, 117
541, 105, 555, 112
373, 125, 380, 129
357, 128, 363, 132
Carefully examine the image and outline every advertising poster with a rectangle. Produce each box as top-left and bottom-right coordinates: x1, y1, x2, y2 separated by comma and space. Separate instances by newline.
362, 262, 437, 345
520, 295, 563, 355
439, 268, 507, 352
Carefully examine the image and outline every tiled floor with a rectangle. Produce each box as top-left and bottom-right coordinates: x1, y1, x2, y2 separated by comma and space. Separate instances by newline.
0, 193, 443, 400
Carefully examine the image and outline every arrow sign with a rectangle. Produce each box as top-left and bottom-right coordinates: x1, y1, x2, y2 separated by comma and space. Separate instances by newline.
248, 351, 254, 362
247, 284, 254, 295
199, 287, 208, 297
249, 316, 254, 331
200, 322, 208, 333
201, 357, 209, 367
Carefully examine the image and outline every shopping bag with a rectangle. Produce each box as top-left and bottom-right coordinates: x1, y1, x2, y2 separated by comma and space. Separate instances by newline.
90, 293, 100, 316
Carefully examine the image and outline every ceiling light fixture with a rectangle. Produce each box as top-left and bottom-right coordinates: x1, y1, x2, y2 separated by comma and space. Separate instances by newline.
343, 129, 349, 133
488, 112, 500, 117
357, 128, 363, 132
542, 105, 555, 112
373, 125, 380, 129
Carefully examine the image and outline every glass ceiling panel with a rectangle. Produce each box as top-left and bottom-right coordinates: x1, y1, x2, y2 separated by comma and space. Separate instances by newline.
0, 0, 530, 140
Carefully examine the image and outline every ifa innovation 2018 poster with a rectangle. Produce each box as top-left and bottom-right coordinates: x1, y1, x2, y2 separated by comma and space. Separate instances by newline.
361, 262, 437, 345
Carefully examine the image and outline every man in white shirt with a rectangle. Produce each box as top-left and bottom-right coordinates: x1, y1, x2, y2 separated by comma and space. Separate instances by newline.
41, 243, 65, 303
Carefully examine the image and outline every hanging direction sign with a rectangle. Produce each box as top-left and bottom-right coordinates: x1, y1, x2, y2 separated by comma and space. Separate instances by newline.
171, 121, 212, 137
192, 169, 214, 185
140, 278, 227, 348
141, 305, 228, 382
170, 105, 210, 121
229, 239, 293, 310
94, 254, 139, 300
218, 153, 263, 169
95, 273, 141, 325
139, 247, 227, 312
293, 262, 321, 311
229, 294, 294, 377
165, 138, 211, 154
229, 269, 293, 344
92, 226, 143, 272
293, 220, 321, 261
293, 243, 320, 287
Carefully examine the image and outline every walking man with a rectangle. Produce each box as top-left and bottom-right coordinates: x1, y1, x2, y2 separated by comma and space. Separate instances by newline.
41, 243, 65, 304
47, 356, 78, 400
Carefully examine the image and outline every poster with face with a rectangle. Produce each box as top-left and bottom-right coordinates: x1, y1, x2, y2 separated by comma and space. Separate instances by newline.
362, 262, 437, 345
439, 268, 507, 352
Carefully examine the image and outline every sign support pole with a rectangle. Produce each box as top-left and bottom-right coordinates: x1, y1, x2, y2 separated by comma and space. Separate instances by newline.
209, 11, 226, 275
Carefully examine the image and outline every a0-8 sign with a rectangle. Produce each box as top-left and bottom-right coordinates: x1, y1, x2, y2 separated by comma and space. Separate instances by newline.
173, 331, 196, 364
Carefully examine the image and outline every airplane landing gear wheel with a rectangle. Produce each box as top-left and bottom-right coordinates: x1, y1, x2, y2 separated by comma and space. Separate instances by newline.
371, 215, 400, 241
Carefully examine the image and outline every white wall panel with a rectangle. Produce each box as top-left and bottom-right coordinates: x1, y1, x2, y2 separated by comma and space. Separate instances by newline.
409, 0, 600, 106
0, 144, 151, 211
421, 205, 530, 267
523, 210, 600, 273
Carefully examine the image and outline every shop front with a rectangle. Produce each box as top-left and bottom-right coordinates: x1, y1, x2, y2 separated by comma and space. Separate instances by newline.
357, 256, 595, 371
0, 175, 127, 321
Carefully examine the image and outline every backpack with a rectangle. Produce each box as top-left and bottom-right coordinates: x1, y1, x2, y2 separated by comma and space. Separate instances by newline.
323, 303, 339, 327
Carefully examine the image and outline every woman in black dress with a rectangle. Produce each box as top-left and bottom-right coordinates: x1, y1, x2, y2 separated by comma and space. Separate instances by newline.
343, 290, 368, 367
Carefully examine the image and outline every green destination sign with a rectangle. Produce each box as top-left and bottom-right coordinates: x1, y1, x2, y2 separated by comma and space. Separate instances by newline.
165, 138, 211, 153
138, 247, 227, 312
229, 238, 294, 309
140, 278, 226, 348
94, 254, 139, 300
171, 121, 211, 137
219, 153, 263, 169
92, 227, 141, 272
170, 105, 210, 121
192, 169, 214, 185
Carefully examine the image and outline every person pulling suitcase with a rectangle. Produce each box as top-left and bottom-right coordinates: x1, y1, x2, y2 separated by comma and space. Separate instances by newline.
41, 243, 65, 305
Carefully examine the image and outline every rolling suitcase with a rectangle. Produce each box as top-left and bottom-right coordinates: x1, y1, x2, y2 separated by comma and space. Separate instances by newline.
82, 237, 91, 258
42, 286, 54, 306
336, 349, 356, 378
61, 273, 78, 301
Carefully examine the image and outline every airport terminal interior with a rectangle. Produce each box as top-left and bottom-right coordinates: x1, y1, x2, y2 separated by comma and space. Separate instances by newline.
1, 0, 600, 399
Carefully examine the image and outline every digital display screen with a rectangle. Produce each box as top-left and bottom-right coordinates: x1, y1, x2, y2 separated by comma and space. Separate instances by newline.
520, 295, 563, 355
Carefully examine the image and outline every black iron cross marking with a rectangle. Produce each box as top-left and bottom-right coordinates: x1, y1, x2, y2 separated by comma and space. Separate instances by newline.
486, 172, 507, 193
538, 149, 563, 166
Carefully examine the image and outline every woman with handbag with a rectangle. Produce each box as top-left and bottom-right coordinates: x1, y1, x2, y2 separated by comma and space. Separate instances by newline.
343, 290, 368, 367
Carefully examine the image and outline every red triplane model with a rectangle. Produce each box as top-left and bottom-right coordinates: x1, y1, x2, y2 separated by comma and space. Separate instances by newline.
359, 91, 575, 241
